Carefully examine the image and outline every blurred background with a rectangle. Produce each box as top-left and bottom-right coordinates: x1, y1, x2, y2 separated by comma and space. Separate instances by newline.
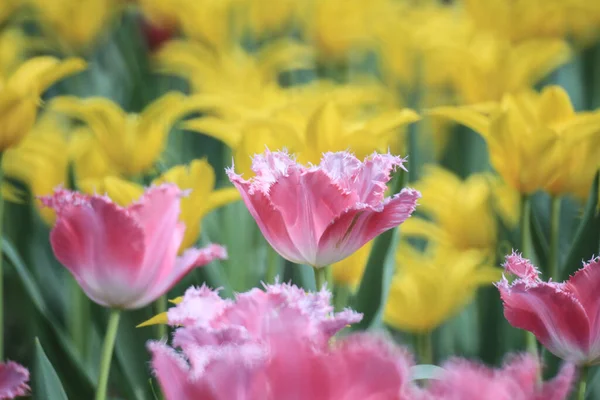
1, 0, 600, 398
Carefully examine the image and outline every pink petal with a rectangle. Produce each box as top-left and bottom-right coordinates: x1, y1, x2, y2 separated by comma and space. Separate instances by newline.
347, 152, 407, 206
228, 173, 305, 264
167, 284, 232, 327
497, 279, 590, 363
563, 258, 600, 360
0, 361, 29, 399
503, 253, 541, 282
267, 168, 359, 265
318, 152, 362, 192
330, 334, 414, 399
131, 244, 228, 309
128, 184, 183, 277
537, 362, 575, 400
315, 188, 421, 266
46, 190, 146, 308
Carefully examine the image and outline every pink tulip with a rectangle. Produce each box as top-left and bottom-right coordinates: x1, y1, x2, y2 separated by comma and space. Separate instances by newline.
0, 361, 29, 399
41, 185, 227, 309
149, 283, 418, 399
227, 150, 420, 267
497, 253, 600, 365
427, 354, 574, 400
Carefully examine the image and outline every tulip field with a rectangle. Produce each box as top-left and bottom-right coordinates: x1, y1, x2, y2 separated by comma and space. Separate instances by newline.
1, 0, 600, 399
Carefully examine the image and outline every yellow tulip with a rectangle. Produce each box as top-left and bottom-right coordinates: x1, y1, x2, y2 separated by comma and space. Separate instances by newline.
401, 166, 516, 257
29, 0, 117, 51
50, 92, 196, 177
447, 35, 570, 104
464, 0, 600, 45
2, 114, 69, 224
384, 245, 501, 333
239, 0, 301, 37
430, 86, 600, 196
154, 159, 240, 250
81, 159, 239, 251
0, 56, 86, 151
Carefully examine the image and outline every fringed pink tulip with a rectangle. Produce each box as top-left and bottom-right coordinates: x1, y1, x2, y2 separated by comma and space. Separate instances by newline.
41, 185, 227, 309
0, 361, 30, 399
497, 253, 600, 365
227, 150, 421, 267
149, 283, 418, 399
427, 354, 574, 400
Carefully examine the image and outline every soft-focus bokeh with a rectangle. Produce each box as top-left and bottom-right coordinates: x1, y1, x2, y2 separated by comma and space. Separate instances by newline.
1, 0, 600, 398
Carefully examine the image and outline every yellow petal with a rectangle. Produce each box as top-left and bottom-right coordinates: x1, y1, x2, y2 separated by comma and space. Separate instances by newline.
183, 117, 241, 148
537, 85, 575, 127
206, 187, 240, 213
136, 312, 168, 328
363, 108, 420, 137
427, 106, 491, 137
79, 176, 144, 207
8, 57, 86, 95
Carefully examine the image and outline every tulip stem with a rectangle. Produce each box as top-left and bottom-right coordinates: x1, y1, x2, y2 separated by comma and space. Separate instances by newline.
265, 246, 280, 284
520, 194, 539, 359
69, 279, 89, 360
548, 196, 561, 281
0, 151, 4, 360
416, 331, 433, 365
577, 366, 588, 400
314, 267, 328, 291
156, 295, 168, 339
96, 309, 121, 400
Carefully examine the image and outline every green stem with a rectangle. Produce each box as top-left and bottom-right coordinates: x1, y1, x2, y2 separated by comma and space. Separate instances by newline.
333, 284, 351, 312
548, 196, 561, 281
416, 331, 433, 365
577, 366, 588, 400
155, 295, 168, 339
0, 151, 4, 360
69, 278, 89, 360
314, 267, 328, 291
95, 309, 121, 400
520, 194, 538, 359
265, 246, 280, 284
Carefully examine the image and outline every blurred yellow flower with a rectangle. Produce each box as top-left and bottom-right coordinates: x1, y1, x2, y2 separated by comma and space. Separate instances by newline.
0, 56, 86, 151
187, 97, 419, 175
306, 0, 394, 61
384, 246, 501, 333
29, 0, 117, 51
239, 0, 301, 37
2, 114, 69, 224
154, 159, 240, 250
431, 86, 600, 196
154, 39, 311, 112
464, 0, 600, 45
50, 92, 195, 177
81, 159, 239, 251
401, 166, 518, 257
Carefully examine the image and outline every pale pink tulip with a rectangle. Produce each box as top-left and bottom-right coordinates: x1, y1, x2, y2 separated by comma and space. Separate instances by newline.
41, 185, 227, 309
427, 354, 574, 400
0, 361, 29, 399
149, 283, 418, 399
497, 253, 600, 365
227, 150, 420, 267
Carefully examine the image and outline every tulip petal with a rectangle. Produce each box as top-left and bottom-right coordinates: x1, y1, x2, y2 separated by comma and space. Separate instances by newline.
131, 244, 227, 309
0, 361, 30, 399
44, 190, 147, 307
228, 172, 305, 264
316, 188, 420, 266
497, 279, 590, 363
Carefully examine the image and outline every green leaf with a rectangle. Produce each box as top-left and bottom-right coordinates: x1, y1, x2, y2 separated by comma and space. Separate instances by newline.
34, 338, 68, 400
3, 239, 95, 397
351, 170, 405, 331
409, 364, 446, 381
560, 171, 600, 281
